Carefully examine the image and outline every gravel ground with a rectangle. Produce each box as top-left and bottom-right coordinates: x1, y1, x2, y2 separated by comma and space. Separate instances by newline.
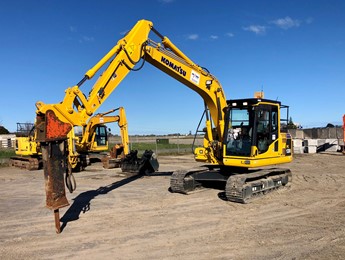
1, 153, 345, 259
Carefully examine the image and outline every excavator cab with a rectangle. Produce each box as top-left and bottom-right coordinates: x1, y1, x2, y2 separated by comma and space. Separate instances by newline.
223, 98, 292, 168
92, 125, 109, 152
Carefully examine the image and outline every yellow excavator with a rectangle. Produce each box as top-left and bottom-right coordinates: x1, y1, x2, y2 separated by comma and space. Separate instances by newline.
74, 107, 129, 161
74, 107, 158, 173
10, 108, 129, 171
34, 20, 292, 232
11, 123, 41, 170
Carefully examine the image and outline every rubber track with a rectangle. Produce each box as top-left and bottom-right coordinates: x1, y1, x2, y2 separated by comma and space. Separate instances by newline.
225, 168, 292, 203
170, 167, 209, 194
10, 157, 40, 171
170, 170, 189, 194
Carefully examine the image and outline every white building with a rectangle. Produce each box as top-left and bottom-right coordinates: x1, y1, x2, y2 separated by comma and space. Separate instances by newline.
0, 134, 16, 148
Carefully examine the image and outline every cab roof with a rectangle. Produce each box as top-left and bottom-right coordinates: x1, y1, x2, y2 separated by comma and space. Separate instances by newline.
227, 98, 282, 107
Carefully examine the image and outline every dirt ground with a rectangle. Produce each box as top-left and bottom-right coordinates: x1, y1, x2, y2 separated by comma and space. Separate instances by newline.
1, 153, 345, 259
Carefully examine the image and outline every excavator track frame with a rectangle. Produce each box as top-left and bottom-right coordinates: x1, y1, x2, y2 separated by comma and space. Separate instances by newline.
225, 168, 292, 203
170, 167, 292, 203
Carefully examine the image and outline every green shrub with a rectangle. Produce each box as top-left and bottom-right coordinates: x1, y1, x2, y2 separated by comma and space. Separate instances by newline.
0, 148, 15, 159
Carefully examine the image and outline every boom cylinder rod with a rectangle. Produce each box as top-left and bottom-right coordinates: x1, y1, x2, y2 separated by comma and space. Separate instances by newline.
151, 26, 164, 40
98, 108, 117, 116
77, 76, 88, 87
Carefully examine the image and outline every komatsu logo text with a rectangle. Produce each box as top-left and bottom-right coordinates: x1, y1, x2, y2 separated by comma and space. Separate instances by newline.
161, 57, 186, 76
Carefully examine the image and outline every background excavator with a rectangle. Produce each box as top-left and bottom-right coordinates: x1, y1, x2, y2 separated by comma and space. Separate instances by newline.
10, 123, 41, 170
74, 107, 129, 165
34, 19, 292, 233
74, 107, 158, 174
10, 107, 129, 171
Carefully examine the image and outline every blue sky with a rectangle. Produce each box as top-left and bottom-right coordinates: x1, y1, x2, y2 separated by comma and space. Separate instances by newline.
0, 0, 344, 135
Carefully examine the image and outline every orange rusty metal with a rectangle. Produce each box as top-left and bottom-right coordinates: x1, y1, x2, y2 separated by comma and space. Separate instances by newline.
45, 110, 72, 140
35, 110, 72, 142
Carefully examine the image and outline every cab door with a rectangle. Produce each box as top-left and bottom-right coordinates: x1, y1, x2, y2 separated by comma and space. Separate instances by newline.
252, 104, 279, 157
94, 125, 108, 150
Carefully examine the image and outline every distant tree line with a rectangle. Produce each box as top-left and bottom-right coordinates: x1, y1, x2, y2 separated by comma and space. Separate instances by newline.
287, 117, 297, 129
0, 125, 10, 134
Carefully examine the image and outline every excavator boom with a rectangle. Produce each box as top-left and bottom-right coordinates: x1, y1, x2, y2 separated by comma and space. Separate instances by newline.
35, 20, 227, 161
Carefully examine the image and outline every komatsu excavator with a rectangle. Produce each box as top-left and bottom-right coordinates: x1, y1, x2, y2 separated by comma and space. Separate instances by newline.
34, 20, 292, 233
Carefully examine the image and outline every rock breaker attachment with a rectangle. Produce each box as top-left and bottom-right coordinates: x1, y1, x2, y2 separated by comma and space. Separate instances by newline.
40, 141, 70, 233
121, 150, 159, 175
36, 110, 72, 233
40, 141, 70, 210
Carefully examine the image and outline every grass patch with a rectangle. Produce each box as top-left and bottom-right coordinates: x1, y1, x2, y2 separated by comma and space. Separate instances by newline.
0, 148, 16, 159
110, 142, 195, 155
0, 149, 15, 167
129, 142, 192, 151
